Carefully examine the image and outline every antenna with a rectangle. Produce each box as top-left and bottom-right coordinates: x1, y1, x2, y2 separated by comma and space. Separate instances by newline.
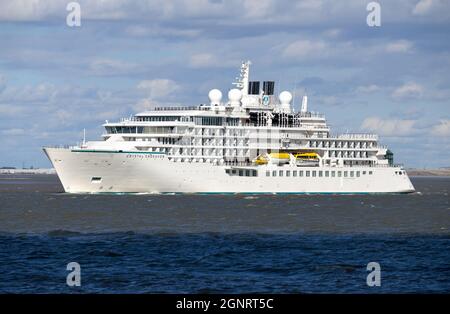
301, 94, 308, 113
292, 75, 298, 113
82, 128, 86, 147
232, 60, 251, 95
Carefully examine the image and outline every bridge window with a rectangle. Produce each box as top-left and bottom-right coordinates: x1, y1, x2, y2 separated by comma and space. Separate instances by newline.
194, 116, 223, 126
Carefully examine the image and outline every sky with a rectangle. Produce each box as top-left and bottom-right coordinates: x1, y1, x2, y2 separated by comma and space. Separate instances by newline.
0, 0, 449, 168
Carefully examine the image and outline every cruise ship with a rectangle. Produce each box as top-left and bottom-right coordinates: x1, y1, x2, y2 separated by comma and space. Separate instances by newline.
44, 61, 415, 194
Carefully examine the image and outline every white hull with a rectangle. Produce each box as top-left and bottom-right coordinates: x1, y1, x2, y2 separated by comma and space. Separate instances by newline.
44, 148, 415, 194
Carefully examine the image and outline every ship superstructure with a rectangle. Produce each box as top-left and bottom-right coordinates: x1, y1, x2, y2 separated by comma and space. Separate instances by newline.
44, 61, 415, 193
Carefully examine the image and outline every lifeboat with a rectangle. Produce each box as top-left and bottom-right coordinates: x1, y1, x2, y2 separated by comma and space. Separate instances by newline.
294, 152, 319, 167
294, 152, 319, 159
268, 152, 290, 164
253, 154, 269, 165
253, 152, 291, 165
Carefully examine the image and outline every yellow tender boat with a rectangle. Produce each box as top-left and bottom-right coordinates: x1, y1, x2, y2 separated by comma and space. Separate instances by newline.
254, 155, 269, 165
294, 152, 319, 159
254, 152, 318, 165
269, 152, 291, 159
254, 152, 291, 165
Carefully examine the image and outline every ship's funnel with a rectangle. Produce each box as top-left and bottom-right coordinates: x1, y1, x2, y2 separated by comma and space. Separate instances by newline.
262, 81, 275, 95
248, 81, 260, 95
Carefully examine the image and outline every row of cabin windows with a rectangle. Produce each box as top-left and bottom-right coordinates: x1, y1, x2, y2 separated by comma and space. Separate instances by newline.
135, 116, 240, 125
194, 117, 223, 126
106, 126, 144, 134
265, 170, 373, 178
130, 116, 240, 125
309, 141, 374, 148
224, 169, 374, 178
136, 116, 183, 122
225, 169, 257, 177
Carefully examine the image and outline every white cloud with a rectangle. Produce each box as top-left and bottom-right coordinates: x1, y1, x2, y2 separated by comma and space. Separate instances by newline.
89, 58, 137, 76
385, 40, 413, 53
1, 128, 26, 136
0, 0, 53, 21
281, 39, 358, 61
0, 74, 6, 93
361, 117, 417, 136
137, 79, 180, 99
282, 40, 328, 60
0, 104, 25, 116
243, 0, 274, 19
189, 53, 218, 68
411, 0, 450, 20
356, 84, 380, 93
0, 83, 58, 103
295, 0, 323, 10
323, 28, 341, 38
430, 119, 450, 136
125, 25, 201, 38
0, 0, 448, 25
413, 0, 434, 15
133, 98, 160, 112
316, 95, 339, 106
392, 82, 424, 99
188, 53, 237, 68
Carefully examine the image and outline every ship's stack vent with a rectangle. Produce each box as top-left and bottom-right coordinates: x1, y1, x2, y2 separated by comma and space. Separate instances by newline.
248, 81, 260, 95
262, 81, 275, 95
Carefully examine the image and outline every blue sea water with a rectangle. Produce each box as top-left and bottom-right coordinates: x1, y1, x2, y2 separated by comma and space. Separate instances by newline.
0, 175, 449, 293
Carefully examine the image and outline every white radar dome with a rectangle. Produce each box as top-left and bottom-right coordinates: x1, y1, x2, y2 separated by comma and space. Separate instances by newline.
279, 91, 293, 104
228, 89, 242, 101
208, 89, 222, 105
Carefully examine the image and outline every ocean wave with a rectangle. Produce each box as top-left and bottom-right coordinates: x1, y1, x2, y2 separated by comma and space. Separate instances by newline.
46, 229, 83, 237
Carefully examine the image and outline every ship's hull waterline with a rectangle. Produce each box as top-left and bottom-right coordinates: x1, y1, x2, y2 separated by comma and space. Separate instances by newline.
44, 148, 415, 194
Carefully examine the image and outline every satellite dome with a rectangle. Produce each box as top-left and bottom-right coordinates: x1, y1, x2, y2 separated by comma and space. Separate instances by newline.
228, 89, 242, 103
208, 89, 222, 105
279, 91, 292, 104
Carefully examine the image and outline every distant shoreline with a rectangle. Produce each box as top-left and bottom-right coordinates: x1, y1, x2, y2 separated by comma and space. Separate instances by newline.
0, 169, 56, 175
406, 169, 450, 177
1, 168, 450, 176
